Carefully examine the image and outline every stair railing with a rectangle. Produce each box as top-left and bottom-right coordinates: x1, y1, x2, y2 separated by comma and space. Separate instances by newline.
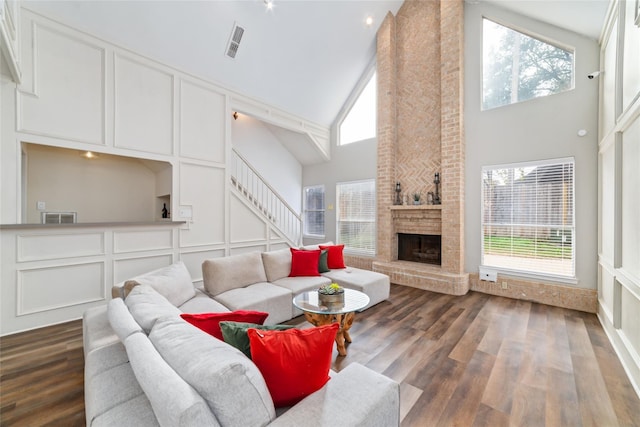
230, 149, 302, 246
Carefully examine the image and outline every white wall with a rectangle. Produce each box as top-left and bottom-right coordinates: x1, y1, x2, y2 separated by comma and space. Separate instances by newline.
598, 0, 640, 396
232, 115, 302, 213
464, 3, 600, 289
302, 137, 377, 246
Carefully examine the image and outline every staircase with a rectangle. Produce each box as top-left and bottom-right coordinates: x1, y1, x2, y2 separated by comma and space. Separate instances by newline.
230, 149, 302, 246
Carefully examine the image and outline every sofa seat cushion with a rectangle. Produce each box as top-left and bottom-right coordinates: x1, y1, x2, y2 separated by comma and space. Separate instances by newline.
84, 340, 129, 381
268, 363, 400, 427
91, 394, 159, 427
124, 331, 219, 426
126, 261, 196, 307
321, 268, 390, 308
125, 285, 182, 333
149, 316, 276, 427
214, 282, 293, 325
202, 252, 268, 296
85, 360, 146, 426
261, 248, 292, 282
178, 289, 230, 313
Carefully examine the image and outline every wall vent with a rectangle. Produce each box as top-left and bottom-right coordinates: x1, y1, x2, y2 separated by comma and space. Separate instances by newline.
42, 212, 77, 224
225, 23, 245, 59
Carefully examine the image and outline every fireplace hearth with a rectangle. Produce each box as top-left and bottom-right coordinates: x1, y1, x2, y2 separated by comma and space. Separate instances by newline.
397, 233, 441, 266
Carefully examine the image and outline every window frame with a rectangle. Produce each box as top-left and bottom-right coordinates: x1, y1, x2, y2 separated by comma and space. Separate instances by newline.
336, 64, 377, 146
336, 179, 376, 256
302, 184, 325, 238
480, 157, 576, 284
481, 16, 576, 111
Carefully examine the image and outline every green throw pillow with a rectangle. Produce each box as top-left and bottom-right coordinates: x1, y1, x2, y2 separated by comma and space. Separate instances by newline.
220, 321, 295, 359
318, 249, 330, 273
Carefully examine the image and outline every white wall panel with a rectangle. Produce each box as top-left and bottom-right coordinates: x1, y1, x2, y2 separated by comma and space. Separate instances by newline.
600, 144, 616, 261
230, 195, 267, 243
114, 55, 173, 155
113, 229, 173, 253
621, 118, 640, 277
18, 23, 104, 144
599, 265, 616, 322
622, 0, 640, 111
602, 19, 618, 138
17, 232, 104, 262
179, 80, 225, 163
230, 245, 266, 255
113, 254, 173, 284
179, 163, 225, 247
17, 261, 105, 315
620, 286, 640, 363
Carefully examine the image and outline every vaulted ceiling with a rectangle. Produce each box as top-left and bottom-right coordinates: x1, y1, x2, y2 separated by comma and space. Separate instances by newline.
24, 0, 608, 129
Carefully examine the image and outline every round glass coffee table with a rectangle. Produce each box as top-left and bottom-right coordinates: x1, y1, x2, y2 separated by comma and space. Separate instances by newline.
293, 288, 370, 357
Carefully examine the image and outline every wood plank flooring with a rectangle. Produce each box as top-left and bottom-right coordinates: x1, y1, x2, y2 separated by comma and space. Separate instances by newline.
1, 284, 639, 426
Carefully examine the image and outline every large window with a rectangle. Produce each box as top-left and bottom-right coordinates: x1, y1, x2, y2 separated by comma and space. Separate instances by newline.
482, 18, 574, 110
481, 158, 575, 279
303, 185, 325, 237
336, 180, 376, 255
338, 71, 376, 145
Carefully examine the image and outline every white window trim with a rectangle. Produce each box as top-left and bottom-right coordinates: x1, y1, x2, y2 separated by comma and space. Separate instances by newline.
303, 184, 325, 239
480, 157, 576, 283
335, 61, 377, 146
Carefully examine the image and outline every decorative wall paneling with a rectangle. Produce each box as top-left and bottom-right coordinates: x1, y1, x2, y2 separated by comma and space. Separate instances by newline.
597, 0, 640, 396
0, 224, 182, 335
0, 8, 330, 335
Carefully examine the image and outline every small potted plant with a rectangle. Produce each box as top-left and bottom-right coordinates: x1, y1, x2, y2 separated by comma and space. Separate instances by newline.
413, 193, 421, 205
318, 283, 344, 307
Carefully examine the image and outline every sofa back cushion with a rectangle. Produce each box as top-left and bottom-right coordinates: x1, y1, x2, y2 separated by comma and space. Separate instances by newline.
125, 285, 181, 334
107, 298, 143, 342
126, 261, 196, 307
150, 317, 276, 427
261, 248, 292, 282
124, 332, 220, 427
202, 252, 268, 296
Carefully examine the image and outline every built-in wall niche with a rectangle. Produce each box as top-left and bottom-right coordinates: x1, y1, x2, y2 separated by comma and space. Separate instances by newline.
22, 143, 172, 223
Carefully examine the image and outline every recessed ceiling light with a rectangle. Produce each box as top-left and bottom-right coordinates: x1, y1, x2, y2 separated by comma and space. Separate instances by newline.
264, 0, 274, 10
365, 16, 374, 27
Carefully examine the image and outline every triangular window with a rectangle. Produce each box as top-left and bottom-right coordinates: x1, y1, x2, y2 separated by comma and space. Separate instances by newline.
339, 71, 377, 145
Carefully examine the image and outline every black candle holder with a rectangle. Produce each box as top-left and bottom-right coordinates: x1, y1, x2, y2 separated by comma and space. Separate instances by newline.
394, 182, 402, 205
433, 173, 441, 205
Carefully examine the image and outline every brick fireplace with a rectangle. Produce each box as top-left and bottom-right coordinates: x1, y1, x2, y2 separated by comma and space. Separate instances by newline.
372, 0, 469, 295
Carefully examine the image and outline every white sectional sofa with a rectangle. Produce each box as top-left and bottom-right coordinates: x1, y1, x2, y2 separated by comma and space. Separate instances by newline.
84, 247, 395, 426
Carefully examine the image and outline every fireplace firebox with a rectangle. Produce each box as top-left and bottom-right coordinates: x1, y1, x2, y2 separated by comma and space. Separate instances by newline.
397, 233, 441, 266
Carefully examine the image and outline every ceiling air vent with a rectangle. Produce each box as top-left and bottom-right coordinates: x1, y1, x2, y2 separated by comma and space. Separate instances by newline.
225, 23, 245, 59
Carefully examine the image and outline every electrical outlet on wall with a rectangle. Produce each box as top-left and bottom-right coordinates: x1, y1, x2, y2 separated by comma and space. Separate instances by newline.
501, 281, 508, 290
36, 201, 46, 210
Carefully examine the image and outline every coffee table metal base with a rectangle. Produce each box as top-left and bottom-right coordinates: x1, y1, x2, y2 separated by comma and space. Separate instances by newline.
303, 311, 355, 356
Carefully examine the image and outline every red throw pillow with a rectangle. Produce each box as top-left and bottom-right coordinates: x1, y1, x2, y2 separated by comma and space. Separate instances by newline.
248, 323, 339, 407
180, 311, 268, 340
318, 244, 346, 269
289, 248, 321, 277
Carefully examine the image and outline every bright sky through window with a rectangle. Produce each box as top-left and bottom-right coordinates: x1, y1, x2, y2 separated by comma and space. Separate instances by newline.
339, 72, 376, 145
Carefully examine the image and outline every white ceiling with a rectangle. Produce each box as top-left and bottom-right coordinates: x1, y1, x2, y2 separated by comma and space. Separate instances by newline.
24, 0, 608, 130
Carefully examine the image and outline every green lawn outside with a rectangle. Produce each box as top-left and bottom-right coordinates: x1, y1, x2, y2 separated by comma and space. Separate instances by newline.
484, 235, 572, 259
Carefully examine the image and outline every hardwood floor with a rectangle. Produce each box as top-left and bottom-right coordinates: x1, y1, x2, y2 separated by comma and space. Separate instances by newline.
1, 284, 639, 426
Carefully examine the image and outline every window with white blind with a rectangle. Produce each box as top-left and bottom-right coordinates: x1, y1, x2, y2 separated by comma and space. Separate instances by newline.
336, 179, 376, 255
303, 185, 325, 237
481, 158, 575, 279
